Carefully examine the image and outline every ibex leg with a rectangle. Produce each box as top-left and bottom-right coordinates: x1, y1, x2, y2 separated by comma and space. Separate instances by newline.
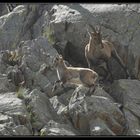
52, 79, 61, 92
86, 57, 92, 69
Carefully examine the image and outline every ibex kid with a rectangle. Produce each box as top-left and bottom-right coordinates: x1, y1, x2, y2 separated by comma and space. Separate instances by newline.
52, 55, 99, 93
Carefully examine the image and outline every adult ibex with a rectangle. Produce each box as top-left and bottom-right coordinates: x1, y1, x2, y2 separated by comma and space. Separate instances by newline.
85, 24, 130, 81
52, 55, 99, 92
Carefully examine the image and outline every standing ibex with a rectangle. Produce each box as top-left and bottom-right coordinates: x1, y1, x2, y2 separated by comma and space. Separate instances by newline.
85, 25, 130, 81
52, 55, 99, 92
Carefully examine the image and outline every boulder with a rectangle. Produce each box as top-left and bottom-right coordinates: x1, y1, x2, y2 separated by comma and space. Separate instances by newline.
123, 109, 140, 135
0, 5, 28, 50
110, 79, 140, 135
0, 92, 32, 135
7, 65, 25, 87
110, 80, 140, 115
7, 37, 58, 92
27, 89, 62, 131
0, 5, 46, 51
90, 118, 116, 135
19, 37, 58, 72
0, 4, 9, 16
49, 96, 72, 126
0, 75, 16, 93
68, 86, 126, 135
40, 120, 79, 136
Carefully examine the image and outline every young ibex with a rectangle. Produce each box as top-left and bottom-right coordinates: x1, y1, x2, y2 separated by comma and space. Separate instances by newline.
52, 55, 99, 92
85, 25, 130, 81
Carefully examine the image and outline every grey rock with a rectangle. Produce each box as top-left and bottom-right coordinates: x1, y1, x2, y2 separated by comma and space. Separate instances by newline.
33, 72, 50, 92
0, 92, 32, 135
0, 5, 28, 50
15, 37, 58, 91
40, 120, 79, 136
0, 75, 16, 93
49, 96, 72, 126
19, 64, 35, 89
0, 4, 9, 16
110, 79, 140, 135
7, 65, 25, 87
68, 86, 126, 135
110, 80, 140, 115
58, 88, 75, 106
49, 96, 66, 115
11, 125, 31, 135
27, 89, 62, 130
0, 5, 47, 51
90, 118, 116, 135
93, 86, 115, 101
0, 3, 140, 136
19, 37, 58, 71
123, 109, 140, 135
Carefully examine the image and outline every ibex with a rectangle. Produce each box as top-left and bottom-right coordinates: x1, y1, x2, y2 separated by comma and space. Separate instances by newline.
52, 55, 99, 92
85, 25, 130, 81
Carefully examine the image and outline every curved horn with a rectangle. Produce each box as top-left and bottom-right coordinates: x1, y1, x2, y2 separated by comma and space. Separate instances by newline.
98, 26, 101, 33
86, 28, 91, 37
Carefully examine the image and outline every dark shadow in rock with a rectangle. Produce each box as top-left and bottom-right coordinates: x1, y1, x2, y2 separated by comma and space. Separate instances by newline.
64, 41, 88, 67
52, 82, 77, 97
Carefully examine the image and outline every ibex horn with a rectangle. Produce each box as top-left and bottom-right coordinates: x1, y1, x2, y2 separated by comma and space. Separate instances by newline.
97, 26, 101, 33
86, 27, 91, 36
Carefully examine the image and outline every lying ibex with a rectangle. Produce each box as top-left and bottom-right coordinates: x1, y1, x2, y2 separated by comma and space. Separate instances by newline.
85, 25, 130, 81
52, 55, 98, 92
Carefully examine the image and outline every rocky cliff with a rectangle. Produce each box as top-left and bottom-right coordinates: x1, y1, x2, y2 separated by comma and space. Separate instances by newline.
0, 3, 140, 136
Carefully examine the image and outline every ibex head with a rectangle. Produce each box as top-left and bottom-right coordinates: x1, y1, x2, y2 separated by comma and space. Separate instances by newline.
87, 24, 102, 43
53, 55, 63, 67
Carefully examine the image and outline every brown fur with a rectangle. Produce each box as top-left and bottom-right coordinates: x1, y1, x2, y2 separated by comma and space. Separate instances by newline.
85, 25, 130, 80
53, 55, 98, 87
